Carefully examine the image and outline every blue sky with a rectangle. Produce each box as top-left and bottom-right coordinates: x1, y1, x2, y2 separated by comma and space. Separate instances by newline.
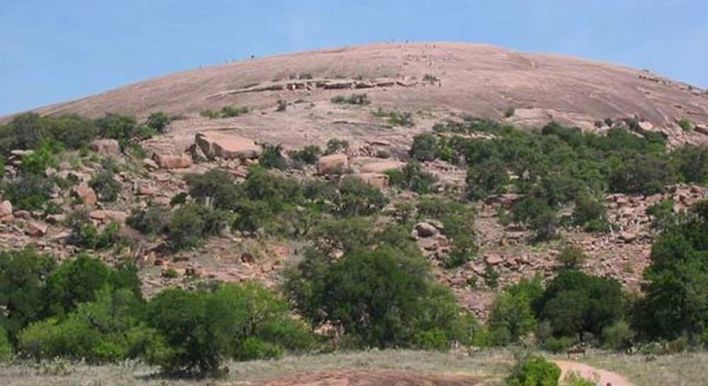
1, 0, 706, 115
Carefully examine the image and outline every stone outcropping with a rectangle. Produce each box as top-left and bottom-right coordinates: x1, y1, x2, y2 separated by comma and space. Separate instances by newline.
152, 153, 193, 169
317, 154, 348, 175
194, 132, 261, 160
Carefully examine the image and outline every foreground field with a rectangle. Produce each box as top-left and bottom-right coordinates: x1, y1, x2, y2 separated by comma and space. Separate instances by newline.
1, 350, 706, 386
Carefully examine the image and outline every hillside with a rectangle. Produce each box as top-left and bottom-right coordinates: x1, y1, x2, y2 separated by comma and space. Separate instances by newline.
28, 42, 708, 152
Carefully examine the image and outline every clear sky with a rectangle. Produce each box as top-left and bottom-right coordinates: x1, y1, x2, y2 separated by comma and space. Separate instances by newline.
1, 0, 706, 115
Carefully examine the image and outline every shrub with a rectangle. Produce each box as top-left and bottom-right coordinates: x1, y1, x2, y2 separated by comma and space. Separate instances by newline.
259, 144, 288, 170
18, 287, 149, 362
555, 245, 587, 269
200, 106, 249, 119
2, 174, 53, 210
166, 203, 207, 250
0, 327, 12, 361
20, 142, 57, 176
571, 194, 610, 233
409, 133, 438, 161
331, 93, 370, 105
185, 168, 241, 210
289, 145, 321, 165
563, 372, 595, 386
672, 145, 708, 184
601, 320, 634, 350
146, 112, 172, 133
466, 159, 509, 200
89, 168, 121, 202
276, 99, 287, 112
44, 255, 141, 318
127, 203, 170, 236
678, 118, 694, 131
335, 177, 388, 216
506, 354, 561, 386
324, 138, 349, 155
541, 336, 573, 353
635, 200, 708, 343
65, 210, 122, 250
386, 161, 437, 193
422, 74, 439, 83
418, 198, 477, 268
0, 249, 56, 341
537, 269, 625, 341
373, 108, 414, 127
646, 199, 676, 231
95, 114, 153, 143
609, 154, 676, 195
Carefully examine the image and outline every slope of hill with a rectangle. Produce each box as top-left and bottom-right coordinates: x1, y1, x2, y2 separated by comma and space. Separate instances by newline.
26, 42, 708, 151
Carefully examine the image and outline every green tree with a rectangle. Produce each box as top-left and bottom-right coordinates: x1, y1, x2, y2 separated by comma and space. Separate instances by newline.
537, 270, 625, 342
259, 144, 288, 170
0, 249, 56, 341
335, 177, 388, 216
506, 354, 561, 386
409, 133, 439, 162
635, 200, 708, 344
466, 159, 508, 201
146, 112, 172, 133
488, 278, 543, 345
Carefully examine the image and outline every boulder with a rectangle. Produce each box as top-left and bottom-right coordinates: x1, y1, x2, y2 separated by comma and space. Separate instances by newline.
195, 132, 261, 160
90, 210, 128, 223
26, 222, 48, 237
152, 153, 192, 169
352, 172, 389, 189
143, 158, 159, 170
14, 210, 32, 220
73, 183, 97, 207
89, 139, 121, 155
619, 232, 637, 243
0, 200, 12, 217
414, 222, 439, 238
485, 254, 503, 266
317, 153, 349, 175
137, 184, 158, 196
360, 160, 406, 174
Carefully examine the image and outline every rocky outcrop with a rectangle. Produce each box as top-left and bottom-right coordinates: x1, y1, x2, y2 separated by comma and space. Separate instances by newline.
26, 222, 48, 237
72, 183, 97, 207
194, 132, 261, 160
89, 139, 121, 155
152, 153, 193, 169
317, 154, 348, 175
352, 172, 389, 189
360, 160, 406, 174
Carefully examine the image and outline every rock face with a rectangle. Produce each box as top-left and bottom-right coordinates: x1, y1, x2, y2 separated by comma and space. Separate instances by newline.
195, 132, 261, 160
26, 222, 48, 237
0, 200, 12, 217
352, 172, 390, 189
72, 183, 97, 207
89, 139, 121, 155
317, 154, 349, 175
152, 153, 192, 169
360, 161, 406, 174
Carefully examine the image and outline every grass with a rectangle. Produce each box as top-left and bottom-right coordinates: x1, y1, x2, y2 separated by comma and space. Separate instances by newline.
1, 350, 704, 385
579, 351, 708, 386
0, 350, 513, 385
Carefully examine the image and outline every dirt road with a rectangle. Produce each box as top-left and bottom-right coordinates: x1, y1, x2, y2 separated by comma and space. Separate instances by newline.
555, 360, 633, 386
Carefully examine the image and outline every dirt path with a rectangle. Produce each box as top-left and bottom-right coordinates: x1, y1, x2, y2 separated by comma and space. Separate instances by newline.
554, 360, 633, 386
257, 369, 482, 385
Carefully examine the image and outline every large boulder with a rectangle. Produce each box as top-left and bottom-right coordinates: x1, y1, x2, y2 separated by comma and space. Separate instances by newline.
317, 153, 349, 175
89, 139, 121, 155
195, 131, 261, 160
0, 200, 12, 217
360, 160, 406, 174
72, 183, 97, 207
26, 222, 48, 237
352, 172, 389, 189
90, 210, 129, 223
152, 153, 192, 169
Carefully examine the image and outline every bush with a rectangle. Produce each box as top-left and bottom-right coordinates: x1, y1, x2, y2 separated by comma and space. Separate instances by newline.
0, 327, 12, 361
646, 199, 676, 231
601, 320, 634, 350
635, 199, 708, 343
0, 249, 56, 341
145, 283, 307, 376
19, 142, 57, 176
89, 168, 121, 202
335, 177, 388, 216
331, 93, 370, 105
2, 174, 53, 210
95, 114, 153, 143
289, 145, 321, 165
409, 133, 438, 162
44, 254, 141, 318
200, 106, 249, 119
571, 194, 610, 233
678, 118, 694, 131
259, 144, 288, 170
18, 287, 149, 362
167, 203, 207, 250
537, 269, 625, 341
555, 245, 587, 269
65, 210, 122, 250
672, 145, 708, 184
127, 203, 170, 236
373, 108, 413, 127
146, 112, 172, 133
506, 354, 561, 386
386, 161, 437, 193
185, 168, 240, 210
609, 154, 676, 195
324, 138, 349, 155
466, 159, 509, 200
276, 99, 287, 112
